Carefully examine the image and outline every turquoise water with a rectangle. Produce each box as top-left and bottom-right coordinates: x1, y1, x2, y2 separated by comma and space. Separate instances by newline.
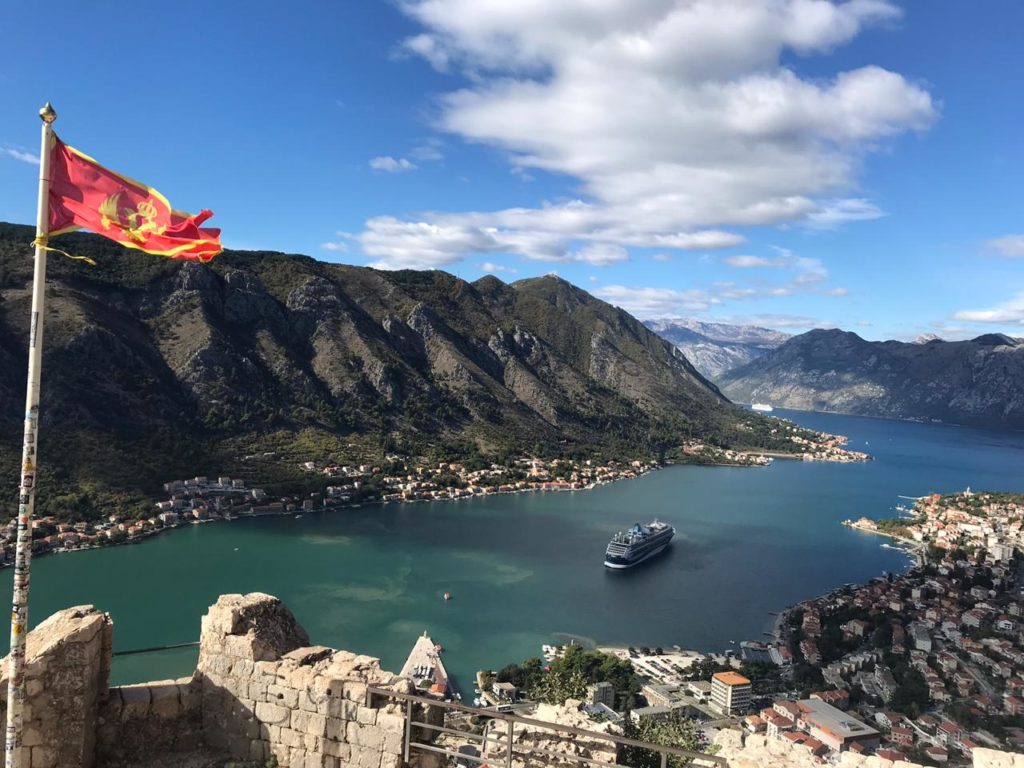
4, 410, 1024, 689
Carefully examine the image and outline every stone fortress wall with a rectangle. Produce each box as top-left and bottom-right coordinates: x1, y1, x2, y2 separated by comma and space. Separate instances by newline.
1, 593, 416, 768
1, 592, 1023, 768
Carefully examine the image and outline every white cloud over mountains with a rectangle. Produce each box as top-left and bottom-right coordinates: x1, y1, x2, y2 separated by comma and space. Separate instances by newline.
595, 245, 847, 317
360, 0, 936, 268
954, 293, 1024, 326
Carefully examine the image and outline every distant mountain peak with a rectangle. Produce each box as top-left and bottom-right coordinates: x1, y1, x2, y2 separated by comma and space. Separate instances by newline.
644, 318, 790, 381
972, 333, 1019, 347
719, 328, 1024, 429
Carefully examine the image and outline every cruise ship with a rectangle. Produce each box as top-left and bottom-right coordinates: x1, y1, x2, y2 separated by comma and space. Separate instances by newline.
751, 403, 774, 412
604, 520, 675, 569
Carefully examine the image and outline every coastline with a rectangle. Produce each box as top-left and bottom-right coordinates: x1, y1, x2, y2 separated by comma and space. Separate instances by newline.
6, 432, 866, 565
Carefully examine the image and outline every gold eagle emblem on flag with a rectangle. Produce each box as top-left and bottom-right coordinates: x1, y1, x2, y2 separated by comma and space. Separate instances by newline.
98, 192, 168, 243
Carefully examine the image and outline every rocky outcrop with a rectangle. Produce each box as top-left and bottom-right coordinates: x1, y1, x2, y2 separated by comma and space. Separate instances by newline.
719, 329, 1024, 428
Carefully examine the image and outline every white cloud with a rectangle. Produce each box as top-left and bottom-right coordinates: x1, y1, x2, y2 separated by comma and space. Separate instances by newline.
411, 139, 445, 162
320, 230, 354, 253
986, 235, 1024, 259
2, 147, 38, 164
570, 243, 629, 266
362, 0, 936, 267
594, 285, 716, 316
724, 254, 784, 268
953, 293, 1024, 326
651, 252, 673, 262
369, 156, 418, 173
358, 209, 732, 269
480, 261, 516, 273
804, 198, 886, 228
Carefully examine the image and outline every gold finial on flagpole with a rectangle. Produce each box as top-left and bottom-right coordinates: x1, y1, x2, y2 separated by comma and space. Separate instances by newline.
39, 102, 56, 124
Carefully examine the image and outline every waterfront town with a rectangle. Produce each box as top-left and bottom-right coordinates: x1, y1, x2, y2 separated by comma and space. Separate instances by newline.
465, 490, 1024, 765
0, 422, 866, 564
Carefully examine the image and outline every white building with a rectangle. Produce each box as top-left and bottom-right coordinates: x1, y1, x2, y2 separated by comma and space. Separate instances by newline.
711, 672, 752, 715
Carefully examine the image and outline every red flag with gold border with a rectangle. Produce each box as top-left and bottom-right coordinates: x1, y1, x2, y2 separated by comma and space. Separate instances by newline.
48, 135, 222, 262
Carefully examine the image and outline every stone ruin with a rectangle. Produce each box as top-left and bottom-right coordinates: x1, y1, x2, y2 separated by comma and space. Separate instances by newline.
0, 592, 416, 768
2, 593, 1024, 768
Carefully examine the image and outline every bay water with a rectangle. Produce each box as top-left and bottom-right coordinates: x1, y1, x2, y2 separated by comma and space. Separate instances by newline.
5, 410, 1024, 689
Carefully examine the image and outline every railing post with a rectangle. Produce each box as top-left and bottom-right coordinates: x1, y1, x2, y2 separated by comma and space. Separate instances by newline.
506, 719, 514, 768
403, 698, 412, 763
660, 751, 668, 768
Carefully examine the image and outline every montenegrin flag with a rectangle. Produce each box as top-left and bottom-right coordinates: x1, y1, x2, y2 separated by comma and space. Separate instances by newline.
48, 134, 222, 262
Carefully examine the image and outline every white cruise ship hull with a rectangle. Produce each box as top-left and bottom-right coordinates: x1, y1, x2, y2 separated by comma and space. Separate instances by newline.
604, 541, 671, 569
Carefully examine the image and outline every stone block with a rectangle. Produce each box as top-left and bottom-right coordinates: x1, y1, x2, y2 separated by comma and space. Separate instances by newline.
148, 681, 181, 719
249, 738, 268, 762
975, 750, 1022, 768
285, 645, 336, 666
29, 745, 57, 768
356, 705, 378, 726
323, 738, 351, 760
325, 716, 347, 741
119, 684, 152, 719
348, 720, 384, 751
381, 727, 403, 757
343, 681, 368, 702
376, 710, 405, 733
269, 683, 299, 708
22, 726, 43, 748
255, 700, 290, 725
280, 727, 303, 748
305, 712, 328, 737
304, 731, 321, 752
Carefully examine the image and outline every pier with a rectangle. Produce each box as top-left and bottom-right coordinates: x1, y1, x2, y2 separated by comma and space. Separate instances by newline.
399, 632, 450, 699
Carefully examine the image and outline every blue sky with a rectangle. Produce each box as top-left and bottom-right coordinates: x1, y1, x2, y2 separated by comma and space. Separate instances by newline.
1, 1, 1022, 341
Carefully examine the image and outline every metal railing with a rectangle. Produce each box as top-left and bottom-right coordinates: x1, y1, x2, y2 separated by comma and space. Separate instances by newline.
366, 687, 728, 768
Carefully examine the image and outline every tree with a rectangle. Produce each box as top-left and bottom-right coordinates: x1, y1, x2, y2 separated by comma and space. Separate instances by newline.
619, 713, 707, 768
891, 668, 929, 719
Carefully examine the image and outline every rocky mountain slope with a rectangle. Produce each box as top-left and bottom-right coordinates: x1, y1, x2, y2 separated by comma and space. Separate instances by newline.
719, 329, 1024, 429
644, 319, 790, 380
0, 223, 795, 517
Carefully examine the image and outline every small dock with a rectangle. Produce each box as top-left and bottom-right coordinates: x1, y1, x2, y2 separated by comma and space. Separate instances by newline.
400, 632, 450, 699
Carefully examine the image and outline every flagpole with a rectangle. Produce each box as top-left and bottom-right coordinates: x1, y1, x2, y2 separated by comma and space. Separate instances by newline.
5, 102, 56, 768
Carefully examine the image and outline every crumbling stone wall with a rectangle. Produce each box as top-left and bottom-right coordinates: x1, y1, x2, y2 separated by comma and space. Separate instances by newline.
95, 677, 202, 764
8, 595, 1024, 768
0, 605, 113, 768
196, 592, 412, 767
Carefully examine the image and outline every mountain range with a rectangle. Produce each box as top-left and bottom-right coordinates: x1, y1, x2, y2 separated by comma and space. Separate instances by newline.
643, 319, 790, 380
719, 329, 1024, 429
0, 223, 797, 520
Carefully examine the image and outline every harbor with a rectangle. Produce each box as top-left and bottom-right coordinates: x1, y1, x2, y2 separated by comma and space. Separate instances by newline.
400, 631, 452, 700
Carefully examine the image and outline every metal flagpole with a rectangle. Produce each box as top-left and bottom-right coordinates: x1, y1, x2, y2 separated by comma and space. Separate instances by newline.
5, 102, 56, 768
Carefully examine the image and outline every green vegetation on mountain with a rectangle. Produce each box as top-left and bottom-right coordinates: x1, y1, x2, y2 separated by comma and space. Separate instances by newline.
0, 222, 812, 520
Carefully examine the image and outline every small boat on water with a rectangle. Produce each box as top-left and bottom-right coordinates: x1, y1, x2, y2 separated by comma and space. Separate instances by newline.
443, 591, 452, 601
